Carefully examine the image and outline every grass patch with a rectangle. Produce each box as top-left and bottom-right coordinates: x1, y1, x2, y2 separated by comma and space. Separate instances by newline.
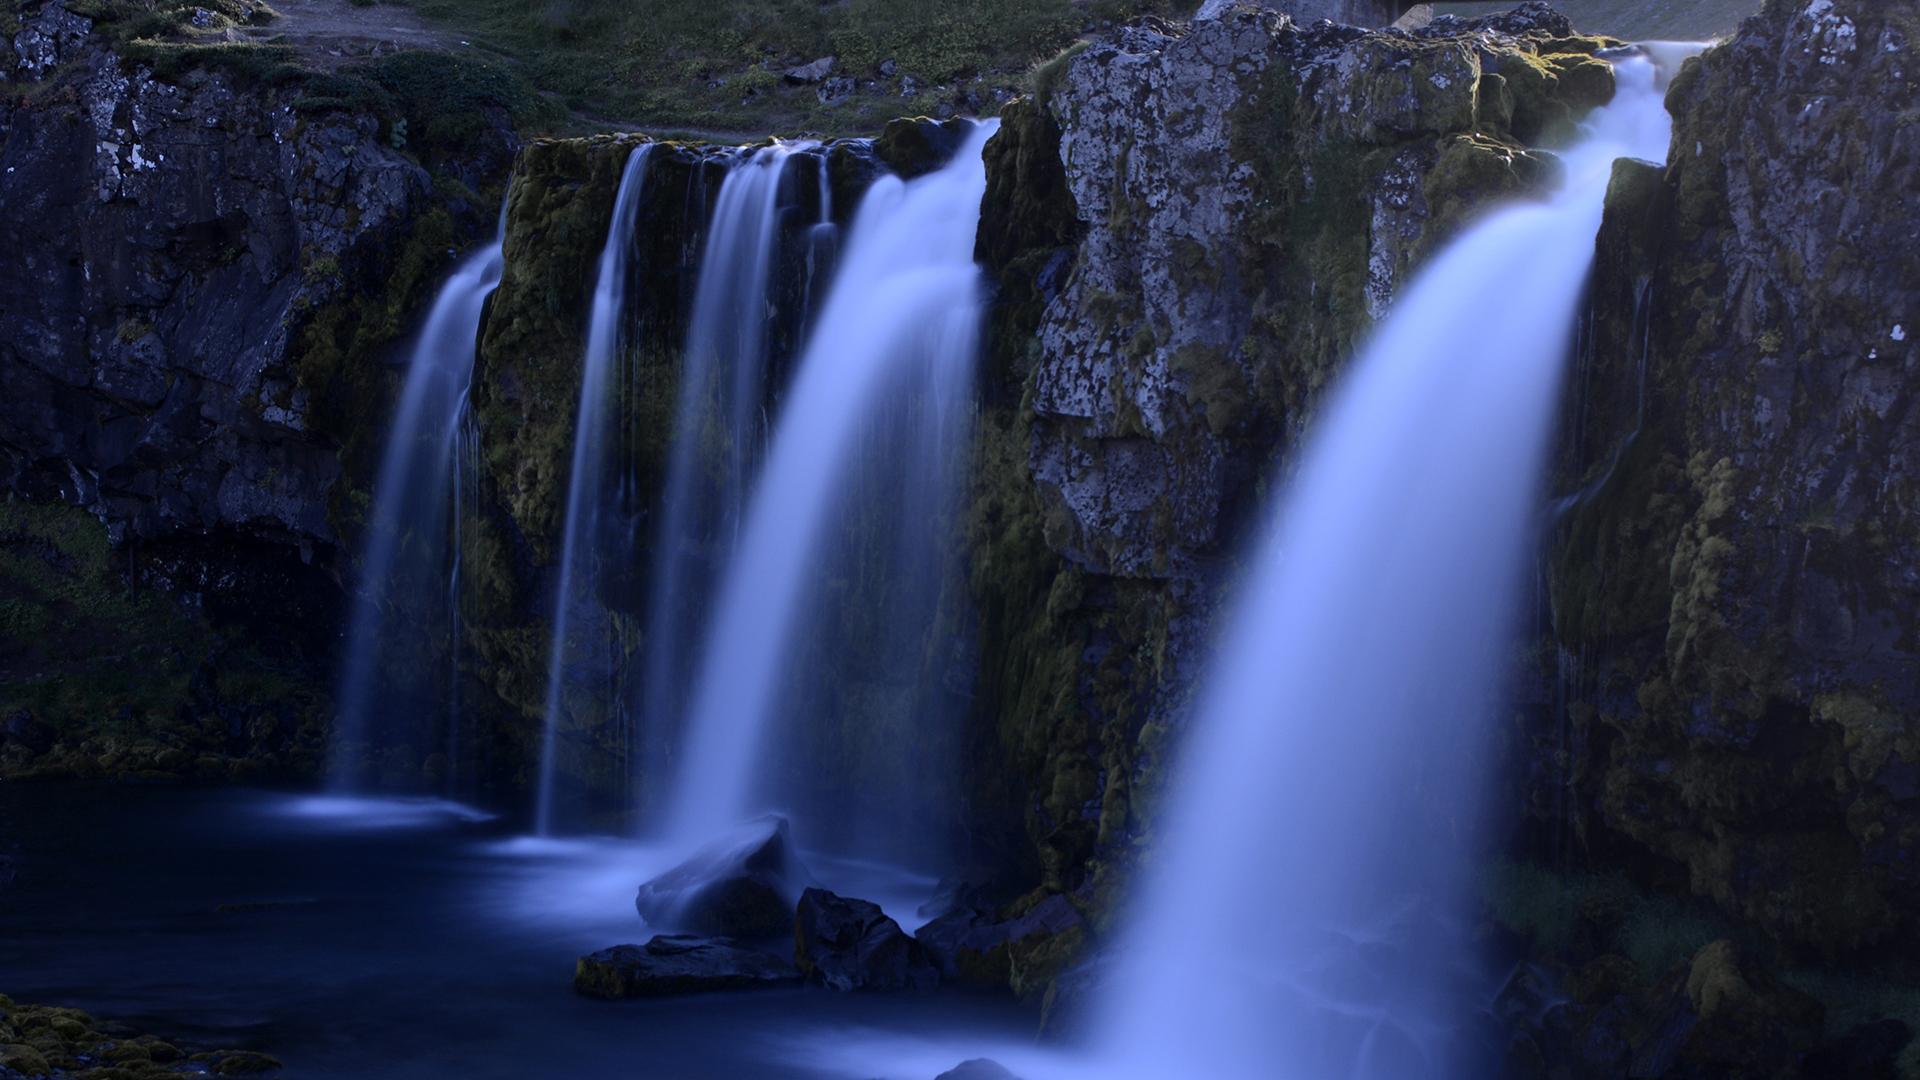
294, 49, 559, 151
393, 0, 1195, 132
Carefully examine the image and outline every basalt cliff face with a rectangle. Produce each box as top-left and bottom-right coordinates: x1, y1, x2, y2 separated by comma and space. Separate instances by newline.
0, 2, 515, 780
966, 0, 1614, 925
1495, 1, 1920, 1074
968, 1, 1920, 1066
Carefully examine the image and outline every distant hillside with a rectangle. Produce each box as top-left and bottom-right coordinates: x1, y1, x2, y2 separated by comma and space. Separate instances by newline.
1437, 0, 1761, 40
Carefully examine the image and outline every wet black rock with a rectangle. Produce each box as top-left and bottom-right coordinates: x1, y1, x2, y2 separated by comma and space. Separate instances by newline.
574, 936, 801, 999
633, 816, 806, 938
871, 116, 976, 180
934, 1060, 1022, 1080
915, 893, 1082, 989
794, 888, 938, 992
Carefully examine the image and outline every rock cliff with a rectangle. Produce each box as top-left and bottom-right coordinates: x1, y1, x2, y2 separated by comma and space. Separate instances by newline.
1492, 0, 1920, 1072
0, 2, 516, 779
967, 0, 1615, 912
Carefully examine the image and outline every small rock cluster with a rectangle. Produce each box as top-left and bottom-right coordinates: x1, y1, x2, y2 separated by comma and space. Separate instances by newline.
0, 994, 281, 1079
575, 817, 1083, 1002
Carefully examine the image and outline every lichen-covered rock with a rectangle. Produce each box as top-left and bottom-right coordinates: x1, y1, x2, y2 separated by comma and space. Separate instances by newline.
6, 3, 92, 80
0, 46, 426, 546
962, 2, 1618, 972
0, 16, 515, 774
1532, 0, 1920, 957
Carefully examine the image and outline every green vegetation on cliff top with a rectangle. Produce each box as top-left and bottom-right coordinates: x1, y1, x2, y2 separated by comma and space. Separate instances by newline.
386, 0, 1195, 132
369, 0, 1760, 134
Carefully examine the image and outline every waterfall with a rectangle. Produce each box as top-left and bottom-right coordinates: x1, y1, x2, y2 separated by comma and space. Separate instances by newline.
535, 144, 655, 836
446, 398, 480, 797
637, 142, 813, 820
1088, 54, 1690, 1079
329, 211, 506, 792
664, 120, 998, 844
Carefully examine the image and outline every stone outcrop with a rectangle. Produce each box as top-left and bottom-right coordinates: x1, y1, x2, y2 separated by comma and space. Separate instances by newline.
1524, 0, 1920, 957
0, 5, 516, 782
573, 936, 801, 998
965, 0, 1613, 919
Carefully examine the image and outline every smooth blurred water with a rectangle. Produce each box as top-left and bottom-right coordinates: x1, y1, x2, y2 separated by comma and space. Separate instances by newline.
536, 146, 656, 836
1086, 53, 1697, 1080
638, 142, 816, 825
331, 215, 506, 792
665, 121, 997, 845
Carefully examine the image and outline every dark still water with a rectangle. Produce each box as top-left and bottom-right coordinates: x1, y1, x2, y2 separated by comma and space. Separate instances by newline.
0, 784, 1035, 1078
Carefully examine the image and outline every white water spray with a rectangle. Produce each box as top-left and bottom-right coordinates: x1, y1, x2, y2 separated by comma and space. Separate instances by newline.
1087, 53, 1694, 1079
665, 121, 998, 843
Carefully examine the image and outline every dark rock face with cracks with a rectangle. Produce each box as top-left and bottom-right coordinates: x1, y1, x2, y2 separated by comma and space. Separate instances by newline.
915, 893, 1084, 989
633, 816, 807, 938
573, 936, 801, 999
794, 888, 939, 992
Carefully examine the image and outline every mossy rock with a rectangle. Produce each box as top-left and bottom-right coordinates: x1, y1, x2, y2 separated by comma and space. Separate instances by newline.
871, 115, 974, 179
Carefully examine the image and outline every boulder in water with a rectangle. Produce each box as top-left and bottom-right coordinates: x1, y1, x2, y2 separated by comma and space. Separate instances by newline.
574, 936, 801, 998
633, 816, 807, 939
794, 888, 938, 992
934, 1060, 1022, 1080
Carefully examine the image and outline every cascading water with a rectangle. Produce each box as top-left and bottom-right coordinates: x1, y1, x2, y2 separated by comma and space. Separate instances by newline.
637, 141, 814, 816
1085, 52, 1694, 1079
535, 144, 655, 836
665, 121, 997, 844
329, 212, 506, 792
446, 399, 480, 797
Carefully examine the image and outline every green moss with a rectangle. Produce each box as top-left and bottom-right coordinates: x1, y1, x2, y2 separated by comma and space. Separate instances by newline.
1494, 44, 1619, 144
291, 205, 466, 533
0, 500, 205, 721
469, 137, 633, 561
379, 0, 1198, 133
